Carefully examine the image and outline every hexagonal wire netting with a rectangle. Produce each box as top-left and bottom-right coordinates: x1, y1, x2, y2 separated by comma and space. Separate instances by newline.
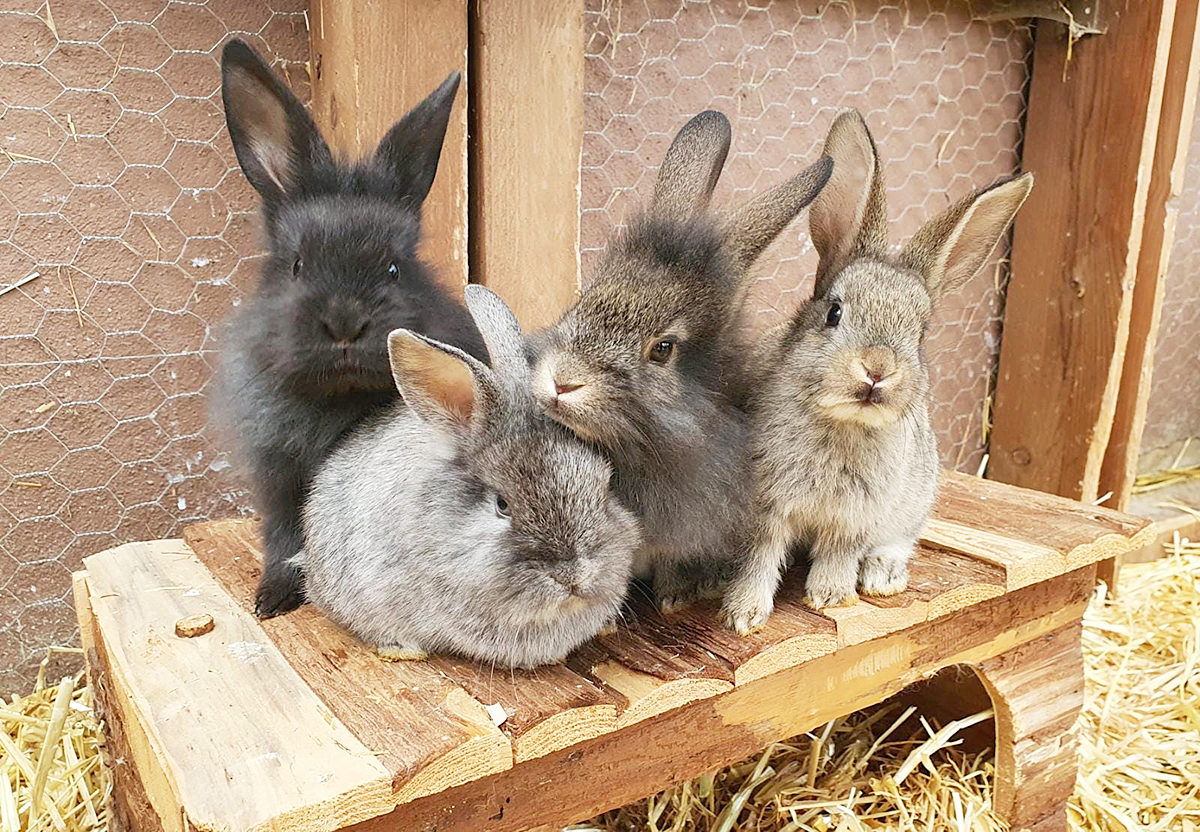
0, 0, 1036, 690
1140, 100, 1200, 472
582, 0, 1031, 470
0, 0, 309, 690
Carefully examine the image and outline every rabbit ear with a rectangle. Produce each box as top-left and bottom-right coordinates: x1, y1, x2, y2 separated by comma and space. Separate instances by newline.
388, 329, 499, 431
463, 285, 528, 382
373, 71, 461, 207
809, 110, 888, 296
220, 39, 333, 208
721, 155, 833, 273
899, 173, 1034, 302
650, 110, 732, 218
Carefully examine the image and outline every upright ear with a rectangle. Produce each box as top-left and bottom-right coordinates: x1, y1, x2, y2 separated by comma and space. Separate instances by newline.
809, 110, 887, 296
650, 110, 732, 219
463, 285, 528, 382
721, 154, 833, 274
899, 173, 1034, 302
373, 72, 461, 207
388, 329, 498, 431
220, 39, 333, 208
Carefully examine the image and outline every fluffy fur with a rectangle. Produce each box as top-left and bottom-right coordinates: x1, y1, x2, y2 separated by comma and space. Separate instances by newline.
212, 40, 485, 617
723, 109, 1034, 633
302, 286, 640, 669
532, 110, 832, 610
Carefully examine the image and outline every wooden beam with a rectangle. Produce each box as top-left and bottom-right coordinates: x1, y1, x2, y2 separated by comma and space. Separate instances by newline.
469, 0, 584, 329
308, 0, 469, 289
1099, 0, 1200, 511
989, 4, 1178, 500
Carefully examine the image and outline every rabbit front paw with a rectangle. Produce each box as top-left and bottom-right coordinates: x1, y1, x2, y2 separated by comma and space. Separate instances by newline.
858, 542, 911, 597
722, 596, 773, 635
803, 556, 859, 609
376, 646, 429, 662
254, 561, 305, 619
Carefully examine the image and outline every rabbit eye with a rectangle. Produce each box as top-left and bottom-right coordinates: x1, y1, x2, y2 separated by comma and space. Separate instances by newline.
292, 257, 302, 278
387, 262, 399, 279
495, 494, 511, 519
825, 302, 842, 328
647, 336, 677, 364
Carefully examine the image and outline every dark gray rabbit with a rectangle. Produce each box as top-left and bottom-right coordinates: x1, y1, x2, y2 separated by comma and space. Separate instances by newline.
301, 285, 640, 669
213, 40, 486, 617
723, 110, 1033, 633
531, 110, 832, 610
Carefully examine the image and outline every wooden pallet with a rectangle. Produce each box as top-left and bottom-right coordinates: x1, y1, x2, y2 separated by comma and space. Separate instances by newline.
73, 472, 1152, 832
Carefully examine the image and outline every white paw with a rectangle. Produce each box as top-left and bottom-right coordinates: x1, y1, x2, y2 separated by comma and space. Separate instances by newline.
376, 646, 428, 662
722, 596, 773, 635
803, 572, 859, 609
858, 545, 911, 597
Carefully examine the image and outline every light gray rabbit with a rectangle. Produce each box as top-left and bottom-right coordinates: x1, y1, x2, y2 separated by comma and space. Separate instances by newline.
531, 111, 832, 612
301, 285, 640, 668
723, 110, 1033, 634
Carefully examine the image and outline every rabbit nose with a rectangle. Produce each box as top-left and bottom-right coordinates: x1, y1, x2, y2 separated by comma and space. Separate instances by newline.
321, 316, 369, 346
866, 370, 884, 385
555, 381, 582, 396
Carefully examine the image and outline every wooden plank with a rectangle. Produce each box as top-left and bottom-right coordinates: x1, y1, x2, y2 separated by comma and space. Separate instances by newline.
181, 520, 512, 800
935, 471, 1155, 568
973, 622, 1085, 830
309, 0, 469, 288
347, 568, 1095, 832
82, 541, 395, 832
424, 656, 621, 764
1099, 0, 1200, 511
470, 0, 584, 328
73, 573, 168, 832
989, 3, 1179, 501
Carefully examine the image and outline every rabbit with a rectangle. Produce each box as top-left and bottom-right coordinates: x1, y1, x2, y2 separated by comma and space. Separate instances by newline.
300, 285, 640, 669
212, 39, 487, 618
722, 109, 1034, 634
531, 110, 833, 611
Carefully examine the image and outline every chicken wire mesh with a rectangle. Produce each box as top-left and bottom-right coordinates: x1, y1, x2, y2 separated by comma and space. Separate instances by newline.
582, 0, 1032, 472
1140, 98, 1200, 473
0, 0, 309, 691
0, 0, 1037, 691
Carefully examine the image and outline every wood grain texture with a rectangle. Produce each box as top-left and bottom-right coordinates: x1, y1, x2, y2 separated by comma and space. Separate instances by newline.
309, 0, 469, 288
1099, 0, 1200, 511
469, 0, 584, 328
989, 3, 1178, 500
73, 573, 167, 832
973, 622, 1085, 832
346, 569, 1094, 832
82, 540, 395, 832
181, 520, 512, 795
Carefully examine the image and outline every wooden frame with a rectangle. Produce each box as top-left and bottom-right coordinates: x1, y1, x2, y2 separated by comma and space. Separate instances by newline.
73, 472, 1151, 832
991, 2, 1200, 513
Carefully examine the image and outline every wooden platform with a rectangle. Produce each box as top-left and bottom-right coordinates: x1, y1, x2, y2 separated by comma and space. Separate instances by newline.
73, 472, 1153, 832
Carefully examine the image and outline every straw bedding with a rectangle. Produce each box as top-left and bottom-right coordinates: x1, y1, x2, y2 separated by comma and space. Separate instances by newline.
5, 546, 1197, 831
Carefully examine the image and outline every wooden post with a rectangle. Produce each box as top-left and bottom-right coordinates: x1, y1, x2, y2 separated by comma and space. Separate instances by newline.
1095, 0, 1200, 590
989, 4, 1179, 501
308, 0, 470, 289
469, 0, 584, 329
1098, 0, 1200, 512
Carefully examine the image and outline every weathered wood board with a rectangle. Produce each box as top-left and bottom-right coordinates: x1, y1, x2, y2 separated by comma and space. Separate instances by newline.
77, 472, 1152, 832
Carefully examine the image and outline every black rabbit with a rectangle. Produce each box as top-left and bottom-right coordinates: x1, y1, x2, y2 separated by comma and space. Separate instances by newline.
213, 39, 486, 617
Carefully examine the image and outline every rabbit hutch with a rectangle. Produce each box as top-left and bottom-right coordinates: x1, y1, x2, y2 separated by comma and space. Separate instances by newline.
3, 0, 1200, 830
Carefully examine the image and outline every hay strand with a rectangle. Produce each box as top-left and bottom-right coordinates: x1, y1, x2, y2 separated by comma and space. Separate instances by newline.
2, 656, 109, 832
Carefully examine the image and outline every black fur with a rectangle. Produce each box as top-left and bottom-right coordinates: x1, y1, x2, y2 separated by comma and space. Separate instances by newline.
214, 40, 485, 617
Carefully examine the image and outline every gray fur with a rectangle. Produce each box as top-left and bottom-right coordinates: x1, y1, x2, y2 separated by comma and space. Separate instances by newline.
723, 109, 1034, 633
302, 286, 640, 669
532, 110, 832, 611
